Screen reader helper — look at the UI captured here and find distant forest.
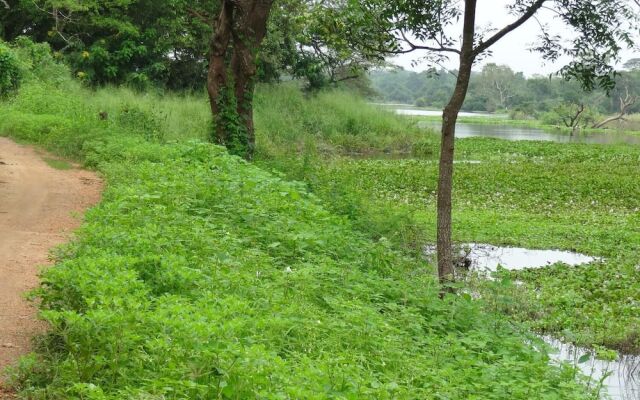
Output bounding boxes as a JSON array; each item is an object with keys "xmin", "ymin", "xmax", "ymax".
[{"xmin": 369, "ymin": 63, "xmax": 640, "ymax": 122}]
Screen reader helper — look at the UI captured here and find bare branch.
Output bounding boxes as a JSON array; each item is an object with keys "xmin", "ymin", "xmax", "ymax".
[
  {"xmin": 593, "ymin": 86, "xmax": 637, "ymax": 128},
  {"xmin": 473, "ymin": 0, "xmax": 547, "ymax": 57},
  {"xmin": 398, "ymin": 30, "xmax": 461, "ymax": 54},
  {"xmin": 1, "ymin": 0, "xmax": 9, "ymax": 9}
]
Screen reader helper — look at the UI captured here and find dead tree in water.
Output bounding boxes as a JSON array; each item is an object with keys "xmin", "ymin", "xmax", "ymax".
[
  {"xmin": 561, "ymin": 103, "xmax": 585, "ymax": 135},
  {"xmin": 593, "ymin": 87, "xmax": 637, "ymax": 129}
]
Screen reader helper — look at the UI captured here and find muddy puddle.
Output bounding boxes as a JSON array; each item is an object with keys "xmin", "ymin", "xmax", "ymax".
[
  {"xmin": 542, "ymin": 336, "xmax": 640, "ymax": 399},
  {"xmin": 424, "ymin": 243, "xmax": 597, "ymax": 272}
]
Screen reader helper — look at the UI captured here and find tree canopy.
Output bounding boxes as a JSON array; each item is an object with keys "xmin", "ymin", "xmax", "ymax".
[{"xmin": 0, "ymin": 0, "xmax": 384, "ymax": 89}]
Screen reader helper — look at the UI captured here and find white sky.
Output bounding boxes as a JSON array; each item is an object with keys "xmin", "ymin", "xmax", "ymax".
[{"xmin": 392, "ymin": 0, "xmax": 639, "ymax": 76}]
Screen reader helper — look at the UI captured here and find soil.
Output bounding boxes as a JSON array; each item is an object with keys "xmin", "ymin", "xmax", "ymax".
[{"xmin": 0, "ymin": 138, "xmax": 102, "ymax": 397}]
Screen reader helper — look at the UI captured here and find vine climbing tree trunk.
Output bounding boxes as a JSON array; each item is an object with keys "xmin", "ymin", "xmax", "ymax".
[{"xmin": 207, "ymin": 0, "xmax": 274, "ymax": 160}]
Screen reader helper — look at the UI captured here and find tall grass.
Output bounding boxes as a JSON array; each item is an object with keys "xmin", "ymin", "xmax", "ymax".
[{"xmin": 254, "ymin": 84, "xmax": 436, "ymax": 159}]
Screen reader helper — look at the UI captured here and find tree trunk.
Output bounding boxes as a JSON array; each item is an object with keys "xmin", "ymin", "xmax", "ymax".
[
  {"xmin": 207, "ymin": 0, "xmax": 233, "ymax": 145},
  {"xmin": 231, "ymin": 43, "xmax": 257, "ymax": 159},
  {"xmin": 207, "ymin": 0, "xmax": 273, "ymax": 160},
  {"xmin": 437, "ymin": 0, "xmax": 477, "ymax": 288}
]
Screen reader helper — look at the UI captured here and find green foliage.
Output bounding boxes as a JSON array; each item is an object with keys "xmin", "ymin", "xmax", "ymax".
[
  {"xmin": 5, "ymin": 134, "xmax": 589, "ymax": 399},
  {"xmin": 116, "ymin": 103, "xmax": 165, "ymax": 142},
  {"xmin": 254, "ymin": 84, "xmax": 426, "ymax": 159},
  {"xmin": 0, "ymin": 51, "xmax": 595, "ymax": 399},
  {"xmin": 281, "ymin": 136, "xmax": 640, "ymax": 352},
  {"xmin": 0, "ymin": 0, "xmax": 218, "ymax": 88},
  {"xmin": 10, "ymin": 36, "xmax": 70, "ymax": 84},
  {"xmin": 1, "ymin": 0, "xmax": 381, "ymax": 90},
  {"xmin": 212, "ymin": 81, "xmax": 251, "ymax": 158},
  {"xmin": 346, "ymin": 0, "xmax": 636, "ymax": 95},
  {"xmin": 0, "ymin": 40, "xmax": 22, "ymax": 97},
  {"xmin": 538, "ymin": 103, "xmax": 600, "ymax": 129}
]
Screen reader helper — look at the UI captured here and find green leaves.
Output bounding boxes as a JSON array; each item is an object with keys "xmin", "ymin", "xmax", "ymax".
[
  {"xmin": 0, "ymin": 59, "xmax": 601, "ymax": 397},
  {"xmin": 0, "ymin": 40, "xmax": 22, "ymax": 97}
]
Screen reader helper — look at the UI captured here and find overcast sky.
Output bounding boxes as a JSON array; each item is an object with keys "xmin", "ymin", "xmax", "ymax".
[{"xmin": 392, "ymin": 0, "xmax": 639, "ymax": 76}]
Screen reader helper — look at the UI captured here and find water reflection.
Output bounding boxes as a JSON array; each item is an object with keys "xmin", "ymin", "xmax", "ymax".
[
  {"xmin": 423, "ymin": 243, "xmax": 597, "ymax": 272},
  {"xmin": 542, "ymin": 336, "xmax": 640, "ymax": 400},
  {"xmin": 395, "ymin": 108, "xmax": 502, "ymax": 118},
  {"xmin": 423, "ymin": 243, "xmax": 638, "ymax": 398}
]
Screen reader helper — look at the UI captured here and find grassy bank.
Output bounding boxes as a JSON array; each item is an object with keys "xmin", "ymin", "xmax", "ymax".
[
  {"xmin": 5, "ymin": 71, "xmax": 637, "ymax": 355},
  {"xmin": 214, "ymin": 89, "xmax": 640, "ymax": 354},
  {"xmin": 0, "ymin": 46, "xmax": 595, "ymax": 398},
  {"xmin": 302, "ymin": 140, "xmax": 640, "ymax": 352},
  {"xmin": 259, "ymin": 123, "xmax": 640, "ymax": 353}
]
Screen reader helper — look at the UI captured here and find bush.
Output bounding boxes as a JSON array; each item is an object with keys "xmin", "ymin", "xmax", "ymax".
[
  {"xmin": 414, "ymin": 97, "xmax": 428, "ymax": 107},
  {"xmin": 10, "ymin": 37, "xmax": 71, "ymax": 87},
  {"xmin": 0, "ymin": 41, "xmax": 22, "ymax": 97}
]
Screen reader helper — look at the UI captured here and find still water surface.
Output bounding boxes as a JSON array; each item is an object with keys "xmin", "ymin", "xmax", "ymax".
[
  {"xmin": 419, "ymin": 121, "xmax": 640, "ymax": 145},
  {"xmin": 423, "ymin": 243, "xmax": 638, "ymax": 398},
  {"xmin": 543, "ymin": 336, "xmax": 640, "ymax": 400},
  {"xmin": 380, "ymin": 105, "xmax": 640, "ymax": 144}
]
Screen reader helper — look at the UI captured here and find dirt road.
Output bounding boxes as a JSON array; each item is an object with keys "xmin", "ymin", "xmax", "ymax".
[{"xmin": 0, "ymin": 137, "xmax": 101, "ymax": 396}]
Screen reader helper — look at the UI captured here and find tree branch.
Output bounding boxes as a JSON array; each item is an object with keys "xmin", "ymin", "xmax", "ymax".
[
  {"xmin": 398, "ymin": 30, "xmax": 461, "ymax": 54},
  {"xmin": 1, "ymin": 0, "xmax": 9, "ymax": 9},
  {"xmin": 472, "ymin": 0, "xmax": 547, "ymax": 57},
  {"xmin": 187, "ymin": 8, "xmax": 213, "ymax": 25}
]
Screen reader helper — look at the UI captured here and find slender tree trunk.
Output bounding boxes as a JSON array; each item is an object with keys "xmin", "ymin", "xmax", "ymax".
[
  {"xmin": 207, "ymin": 0, "xmax": 273, "ymax": 160},
  {"xmin": 437, "ymin": 0, "xmax": 477, "ymax": 287}
]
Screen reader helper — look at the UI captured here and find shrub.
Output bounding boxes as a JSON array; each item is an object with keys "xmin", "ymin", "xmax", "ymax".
[
  {"xmin": 10, "ymin": 37, "xmax": 71, "ymax": 87},
  {"xmin": 0, "ymin": 41, "xmax": 22, "ymax": 97}
]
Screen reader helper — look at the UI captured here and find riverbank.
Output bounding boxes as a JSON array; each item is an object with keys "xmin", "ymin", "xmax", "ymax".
[
  {"xmin": 372, "ymin": 103, "xmax": 640, "ymax": 138},
  {"xmin": 265, "ymin": 135, "xmax": 640, "ymax": 353},
  {"xmin": 252, "ymin": 91, "xmax": 640, "ymax": 357},
  {"xmin": 0, "ymin": 52, "xmax": 597, "ymax": 398}
]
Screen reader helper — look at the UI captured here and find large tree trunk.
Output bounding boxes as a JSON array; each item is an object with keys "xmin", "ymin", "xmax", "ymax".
[
  {"xmin": 207, "ymin": 0, "xmax": 233, "ymax": 145},
  {"xmin": 437, "ymin": 0, "xmax": 477, "ymax": 287},
  {"xmin": 207, "ymin": 0, "xmax": 273, "ymax": 160},
  {"xmin": 231, "ymin": 43, "xmax": 257, "ymax": 158}
]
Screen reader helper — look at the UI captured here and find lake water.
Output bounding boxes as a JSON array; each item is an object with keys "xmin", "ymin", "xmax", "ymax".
[
  {"xmin": 419, "ymin": 121, "xmax": 640, "ymax": 145},
  {"xmin": 396, "ymin": 108, "xmax": 503, "ymax": 118},
  {"xmin": 423, "ymin": 243, "xmax": 597, "ymax": 272},
  {"xmin": 379, "ymin": 104, "xmax": 640, "ymax": 144}
]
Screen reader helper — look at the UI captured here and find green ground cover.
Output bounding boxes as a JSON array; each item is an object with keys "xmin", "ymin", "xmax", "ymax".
[
  {"xmin": 5, "ymin": 69, "xmax": 636, "ymax": 356},
  {"xmin": 0, "ymin": 43, "xmax": 597, "ymax": 399},
  {"xmin": 267, "ymin": 134, "xmax": 640, "ymax": 353}
]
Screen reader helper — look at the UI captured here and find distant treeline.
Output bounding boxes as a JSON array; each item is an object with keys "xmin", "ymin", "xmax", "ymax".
[{"xmin": 369, "ymin": 64, "xmax": 640, "ymax": 119}]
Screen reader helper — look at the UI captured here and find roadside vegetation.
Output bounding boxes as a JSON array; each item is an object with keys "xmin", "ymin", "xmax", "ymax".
[{"xmin": 0, "ymin": 38, "xmax": 604, "ymax": 399}]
